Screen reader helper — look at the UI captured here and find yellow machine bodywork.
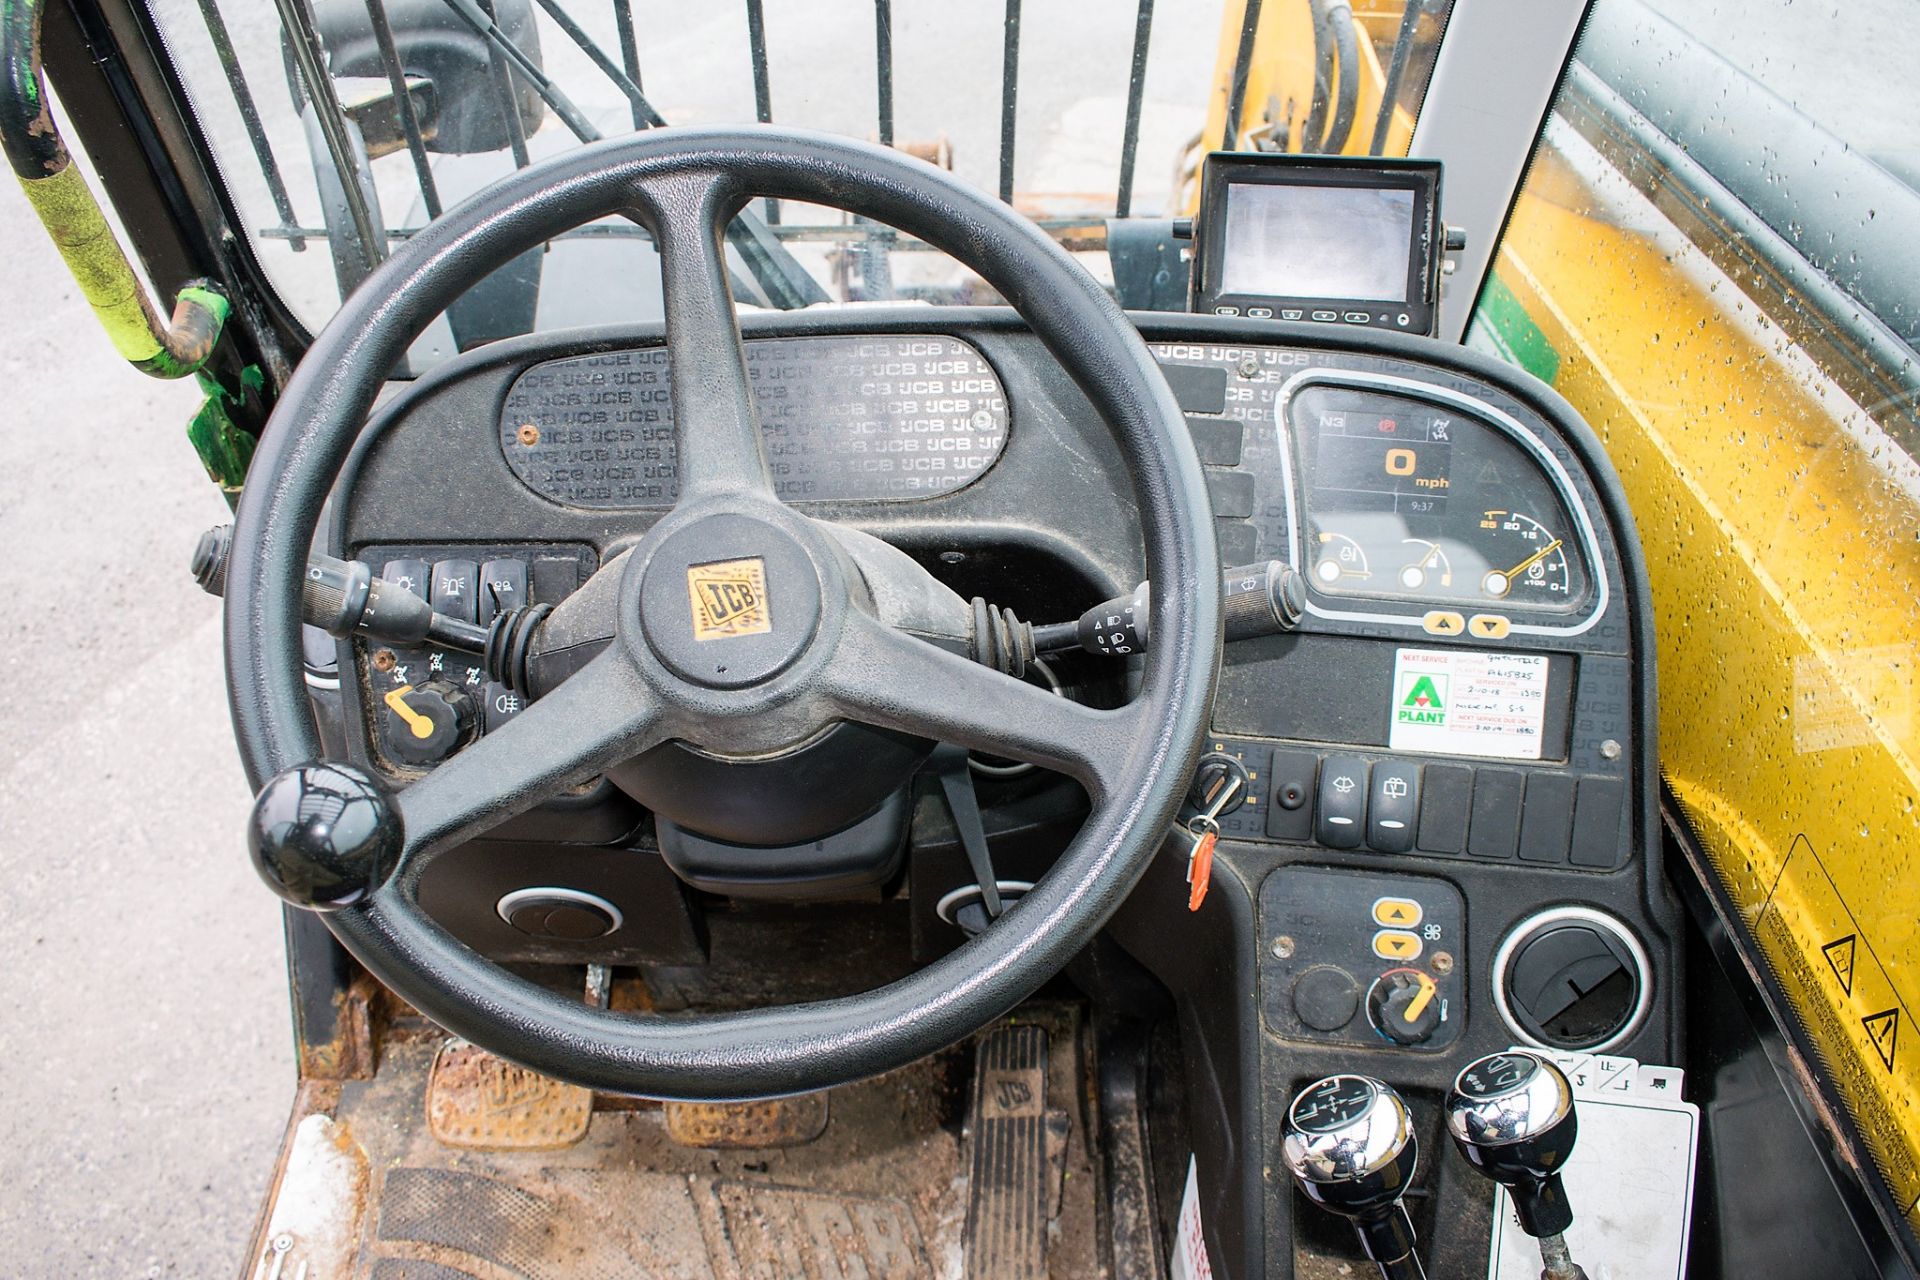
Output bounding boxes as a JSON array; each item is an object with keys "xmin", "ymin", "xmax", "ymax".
[
  {"xmin": 1185, "ymin": 0, "xmax": 1425, "ymax": 211},
  {"xmin": 1484, "ymin": 138, "xmax": 1920, "ymax": 1225}
]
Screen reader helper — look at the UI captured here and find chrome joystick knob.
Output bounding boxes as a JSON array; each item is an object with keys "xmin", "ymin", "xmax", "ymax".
[
  {"xmin": 1282, "ymin": 1075, "xmax": 1427, "ymax": 1280},
  {"xmin": 1445, "ymin": 1051, "xmax": 1588, "ymax": 1280}
]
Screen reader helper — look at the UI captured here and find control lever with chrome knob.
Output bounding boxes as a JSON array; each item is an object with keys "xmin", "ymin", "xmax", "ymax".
[
  {"xmin": 1281, "ymin": 1074, "xmax": 1428, "ymax": 1280},
  {"xmin": 1445, "ymin": 1051, "xmax": 1589, "ymax": 1280}
]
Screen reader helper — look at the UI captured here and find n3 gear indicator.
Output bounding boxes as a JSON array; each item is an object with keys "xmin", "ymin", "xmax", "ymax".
[{"xmin": 1290, "ymin": 1075, "xmax": 1381, "ymax": 1134}]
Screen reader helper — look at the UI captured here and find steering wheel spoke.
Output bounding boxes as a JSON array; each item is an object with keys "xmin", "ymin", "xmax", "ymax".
[
  {"xmin": 630, "ymin": 170, "xmax": 776, "ymax": 504},
  {"xmin": 389, "ymin": 650, "xmax": 667, "ymax": 883},
  {"xmin": 827, "ymin": 608, "xmax": 1138, "ymax": 802}
]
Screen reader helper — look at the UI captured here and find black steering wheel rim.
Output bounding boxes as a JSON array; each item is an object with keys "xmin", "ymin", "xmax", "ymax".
[{"xmin": 227, "ymin": 126, "xmax": 1221, "ymax": 1098}]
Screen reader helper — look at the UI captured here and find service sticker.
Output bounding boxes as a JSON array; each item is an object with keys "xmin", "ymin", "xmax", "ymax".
[{"xmin": 1387, "ymin": 648, "xmax": 1548, "ymax": 760}]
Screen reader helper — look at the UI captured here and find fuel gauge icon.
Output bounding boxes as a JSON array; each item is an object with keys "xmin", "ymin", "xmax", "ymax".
[{"xmin": 1398, "ymin": 540, "xmax": 1453, "ymax": 592}]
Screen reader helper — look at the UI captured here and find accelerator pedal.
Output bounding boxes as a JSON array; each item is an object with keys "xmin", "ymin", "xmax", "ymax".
[
  {"xmin": 964, "ymin": 1023, "xmax": 1069, "ymax": 1280},
  {"xmin": 425, "ymin": 1041, "xmax": 590, "ymax": 1151}
]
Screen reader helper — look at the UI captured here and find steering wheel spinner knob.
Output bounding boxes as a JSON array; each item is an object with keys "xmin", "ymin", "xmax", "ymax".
[{"xmin": 248, "ymin": 762, "xmax": 403, "ymax": 911}]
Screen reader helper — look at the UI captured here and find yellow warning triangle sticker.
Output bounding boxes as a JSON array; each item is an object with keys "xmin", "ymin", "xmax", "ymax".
[
  {"xmin": 1822, "ymin": 934, "xmax": 1857, "ymax": 996},
  {"xmin": 1863, "ymin": 1008, "xmax": 1899, "ymax": 1072}
]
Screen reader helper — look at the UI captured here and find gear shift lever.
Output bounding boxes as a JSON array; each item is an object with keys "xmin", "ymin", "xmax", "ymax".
[
  {"xmin": 1445, "ymin": 1051, "xmax": 1589, "ymax": 1280},
  {"xmin": 1281, "ymin": 1074, "xmax": 1427, "ymax": 1280}
]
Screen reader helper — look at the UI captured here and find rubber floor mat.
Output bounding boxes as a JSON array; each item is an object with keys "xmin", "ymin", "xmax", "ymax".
[{"xmin": 243, "ymin": 1005, "xmax": 1103, "ymax": 1280}]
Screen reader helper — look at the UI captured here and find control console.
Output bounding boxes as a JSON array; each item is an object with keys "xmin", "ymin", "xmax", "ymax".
[{"xmin": 349, "ymin": 543, "xmax": 595, "ymax": 773}]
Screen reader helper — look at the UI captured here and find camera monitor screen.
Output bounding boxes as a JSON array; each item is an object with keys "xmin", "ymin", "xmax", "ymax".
[
  {"xmin": 1218, "ymin": 183, "xmax": 1416, "ymax": 303},
  {"xmin": 1190, "ymin": 155, "xmax": 1442, "ymax": 335}
]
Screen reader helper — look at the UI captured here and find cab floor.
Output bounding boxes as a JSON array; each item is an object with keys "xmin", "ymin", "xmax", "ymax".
[{"xmin": 242, "ymin": 1003, "xmax": 1103, "ymax": 1280}]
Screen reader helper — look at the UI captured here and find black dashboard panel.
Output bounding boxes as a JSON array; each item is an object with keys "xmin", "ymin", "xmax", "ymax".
[
  {"xmin": 328, "ymin": 310, "xmax": 1677, "ymax": 1280},
  {"xmin": 499, "ymin": 334, "xmax": 1009, "ymax": 508}
]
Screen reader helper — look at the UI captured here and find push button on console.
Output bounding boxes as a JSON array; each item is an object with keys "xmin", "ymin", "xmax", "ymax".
[
  {"xmin": 1372, "ymin": 929, "xmax": 1423, "ymax": 961},
  {"xmin": 1316, "ymin": 755, "xmax": 1370, "ymax": 849},
  {"xmin": 1266, "ymin": 750, "xmax": 1318, "ymax": 843},
  {"xmin": 1372, "ymin": 897, "xmax": 1424, "ymax": 929}
]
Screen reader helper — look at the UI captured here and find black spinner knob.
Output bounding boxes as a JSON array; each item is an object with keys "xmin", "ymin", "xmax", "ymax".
[{"xmin": 248, "ymin": 762, "xmax": 402, "ymax": 911}]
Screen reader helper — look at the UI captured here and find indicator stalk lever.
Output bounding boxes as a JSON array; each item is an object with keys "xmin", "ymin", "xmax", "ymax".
[{"xmin": 1003, "ymin": 560, "xmax": 1306, "ymax": 665}]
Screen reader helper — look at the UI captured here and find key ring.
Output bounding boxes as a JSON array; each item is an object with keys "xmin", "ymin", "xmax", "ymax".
[{"xmin": 1185, "ymin": 813, "xmax": 1221, "ymax": 842}]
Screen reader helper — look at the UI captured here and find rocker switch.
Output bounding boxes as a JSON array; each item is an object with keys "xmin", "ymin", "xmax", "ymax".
[
  {"xmin": 478, "ymin": 558, "xmax": 528, "ymax": 624},
  {"xmin": 1367, "ymin": 761, "xmax": 1420, "ymax": 853},
  {"xmin": 382, "ymin": 559, "xmax": 430, "ymax": 601},
  {"xmin": 1316, "ymin": 755, "xmax": 1370, "ymax": 849},
  {"xmin": 431, "ymin": 559, "xmax": 479, "ymax": 625}
]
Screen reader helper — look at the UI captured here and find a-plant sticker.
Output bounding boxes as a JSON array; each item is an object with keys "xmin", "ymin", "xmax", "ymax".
[
  {"xmin": 1397, "ymin": 673, "xmax": 1450, "ymax": 728},
  {"xmin": 1388, "ymin": 648, "xmax": 1549, "ymax": 760}
]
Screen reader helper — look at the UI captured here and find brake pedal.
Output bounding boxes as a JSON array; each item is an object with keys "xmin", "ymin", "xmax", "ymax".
[
  {"xmin": 964, "ymin": 1023, "xmax": 1068, "ymax": 1280},
  {"xmin": 425, "ymin": 1041, "xmax": 591, "ymax": 1151}
]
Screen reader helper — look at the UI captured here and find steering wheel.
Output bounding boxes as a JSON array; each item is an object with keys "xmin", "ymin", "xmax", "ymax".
[{"xmin": 228, "ymin": 127, "xmax": 1221, "ymax": 1098}]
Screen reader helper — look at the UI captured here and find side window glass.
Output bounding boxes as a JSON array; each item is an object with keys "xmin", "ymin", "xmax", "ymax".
[{"xmin": 1469, "ymin": 0, "xmax": 1920, "ymax": 1245}]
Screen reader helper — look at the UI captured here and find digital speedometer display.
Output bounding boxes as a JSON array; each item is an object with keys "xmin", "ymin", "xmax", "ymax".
[{"xmin": 1291, "ymin": 381, "xmax": 1592, "ymax": 614}]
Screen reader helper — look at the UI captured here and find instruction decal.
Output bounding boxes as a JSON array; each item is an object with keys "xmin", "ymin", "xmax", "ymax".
[
  {"xmin": 1866, "ymin": 1009, "xmax": 1901, "ymax": 1072},
  {"xmin": 1387, "ymin": 648, "xmax": 1548, "ymax": 760},
  {"xmin": 1824, "ymin": 934, "xmax": 1857, "ymax": 997}
]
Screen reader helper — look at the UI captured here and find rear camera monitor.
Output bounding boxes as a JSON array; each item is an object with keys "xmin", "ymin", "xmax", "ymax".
[{"xmin": 1191, "ymin": 154, "xmax": 1442, "ymax": 336}]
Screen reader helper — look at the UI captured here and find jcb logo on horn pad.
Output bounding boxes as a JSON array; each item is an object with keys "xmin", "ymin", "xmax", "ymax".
[{"xmin": 688, "ymin": 557, "xmax": 772, "ymax": 640}]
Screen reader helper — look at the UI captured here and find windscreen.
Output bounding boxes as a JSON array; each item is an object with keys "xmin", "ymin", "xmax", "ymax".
[
  {"xmin": 142, "ymin": 0, "xmax": 1455, "ymax": 366},
  {"xmin": 1218, "ymin": 183, "xmax": 1415, "ymax": 302}
]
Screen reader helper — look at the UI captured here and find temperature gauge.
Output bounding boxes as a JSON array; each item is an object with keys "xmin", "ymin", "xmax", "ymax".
[{"xmin": 1313, "ymin": 532, "xmax": 1372, "ymax": 587}]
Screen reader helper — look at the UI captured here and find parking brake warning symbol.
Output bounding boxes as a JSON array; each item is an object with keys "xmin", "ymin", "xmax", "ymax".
[
  {"xmin": 1863, "ymin": 1008, "xmax": 1899, "ymax": 1072},
  {"xmin": 1823, "ymin": 934, "xmax": 1857, "ymax": 996}
]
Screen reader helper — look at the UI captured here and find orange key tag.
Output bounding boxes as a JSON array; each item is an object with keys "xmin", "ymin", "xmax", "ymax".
[
  {"xmin": 1186, "ymin": 825, "xmax": 1218, "ymax": 911},
  {"xmin": 1182, "ymin": 770, "xmax": 1242, "ymax": 912}
]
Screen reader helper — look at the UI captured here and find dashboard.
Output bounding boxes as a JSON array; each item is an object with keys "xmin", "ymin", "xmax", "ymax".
[{"xmin": 320, "ymin": 308, "xmax": 1677, "ymax": 1278}]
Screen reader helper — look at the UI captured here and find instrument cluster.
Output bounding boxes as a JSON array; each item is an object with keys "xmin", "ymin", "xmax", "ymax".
[{"xmin": 1285, "ymin": 372, "xmax": 1599, "ymax": 633}]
